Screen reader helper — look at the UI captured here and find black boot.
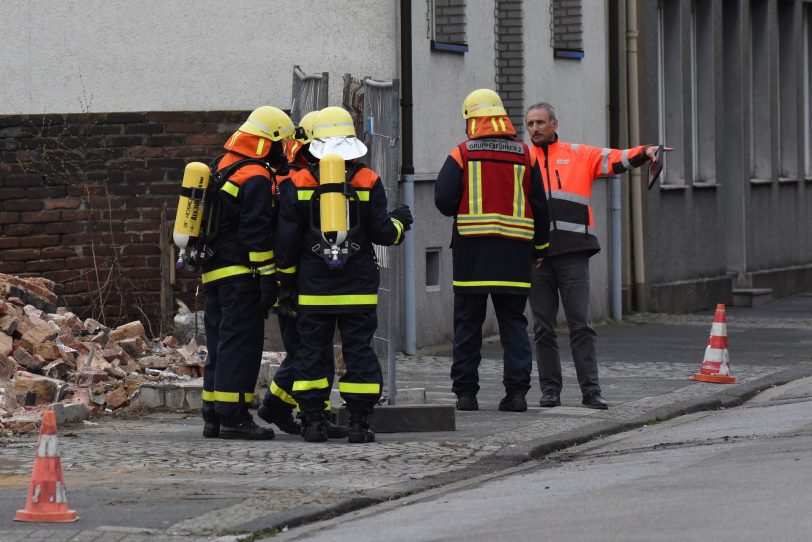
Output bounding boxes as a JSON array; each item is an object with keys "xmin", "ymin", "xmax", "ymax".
[
  {"xmin": 257, "ymin": 403, "xmax": 302, "ymax": 435},
  {"xmin": 348, "ymin": 411, "xmax": 375, "ymax": 443},
  {"xmin": 324, "ymin": 410, "xmax": 349, "ymax": 439},
  {"xmin": 498, "ymin": 393, "xmax": 527, "ymax": 412},
  {"xmin": 301, "ymin": 411, "xmax": 329, "ymax": 443},
  {"xmin": 203, "ymin": 414, "xmax": 219, "ymax": 438},
  {"xmin": 219, "ymin": 419, "xmax": 275, "ymax": 440}
]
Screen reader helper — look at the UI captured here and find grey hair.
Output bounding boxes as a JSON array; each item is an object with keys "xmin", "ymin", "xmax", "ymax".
[{"xmin": 527, "ymin": 102, "xmax": 557, "ymax": 121}]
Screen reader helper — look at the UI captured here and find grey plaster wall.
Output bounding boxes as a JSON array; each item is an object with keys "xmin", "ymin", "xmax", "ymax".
[
  {"xmin": 1, "ymin": 0, "xmax": 396, "ymax": 114},
  {"xmin": 636, "ymin": 0, "xmax": 812, "ymax": 312}
]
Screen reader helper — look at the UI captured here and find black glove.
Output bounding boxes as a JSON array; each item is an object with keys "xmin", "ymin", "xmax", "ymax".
[
  {"xmin": 260, "ymin": 276, "xmax": 278, "ymax": 317},
  {"xmin": 390, "ymin": 204, "xmax": 413, "ymax": 231},
  {"xmin": 276, "ymin": 280, "xmax": 298, "ymax": 319}
]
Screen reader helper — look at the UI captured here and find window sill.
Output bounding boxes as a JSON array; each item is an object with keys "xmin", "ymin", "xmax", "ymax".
[
  {"xmin": 750, "ymin": 178, "xmax": 774, "ymax": 185},
  {"xmin": 431, "ymin": 41, "xmax": 468, "ymax": 54},
  {"xmin": 778, "ymin": 177, "xmax": 801, "ymax": 184},
  {"xmin": 425, "ymin": 285, "xmax": 442, "ymax": 293},
  {"xmin": 554, "ymin": 49, "xmax": 584, "ymax": 60},
  {"xmin": 692, "ymin": 181, "xmax": 719, "ymax": 189},
  {"xmin": 658, "ymin": 183, "xmax": 688, "ymax": 191},
  {"xmin": 806, "ymin": 177, "xmax": 812, "ymax": 182}
]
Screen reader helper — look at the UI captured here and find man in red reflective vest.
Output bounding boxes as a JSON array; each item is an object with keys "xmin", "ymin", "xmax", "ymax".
[
  {"xmin": 435, "ymin": 89, "xmax": 550, "ymax": 412},
  {"xmin": 526, "ymin": 102, "xmax": 667, "ymax": 410}
]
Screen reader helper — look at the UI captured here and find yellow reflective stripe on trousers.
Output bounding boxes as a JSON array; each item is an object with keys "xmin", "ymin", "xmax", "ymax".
[
  {"xmin": 338, "ymin": 382, "xmax": 381, "ymax": 394},
  {"xmin": 453, "ymin": 280, "xmax": 531, "ymax": 288},
  {"xmin": 212, "ymin": 391, "xmax": 253, "ymax": 403},
  {"xmin": 249, "ymin": 250, "xmax": 274, "ymax": 263},
  {"xmin": 298, "ymin": 294, "xmax": 378, "ymax": 306},
  {"xmin": 201, "ymin": 265, "xmax": 253, "ymax": 284},
  {"xmin": 292, "ymin": 377, "xmax": 330, "ymax": 391},
  {"xmin": 513, "ymin": 164, "xmax": 526, "ymax": 217},
  {"xmin": 278, "ymin": 265, "xmax": 297, "ymax": 275},
  {"xmin": 201, "ymin": 390, "xmax": 215, "ymax": 401},
  {"xmin": 468, "ymin": 161, "xmax": 482, "ymax": 214},
  {"xmin": 535, "ymin": 242, "xmax": 550, "ymax": 250},
  {"xmin": 270, "ymin": 381, "xmax": 298, "ymax": 407}
]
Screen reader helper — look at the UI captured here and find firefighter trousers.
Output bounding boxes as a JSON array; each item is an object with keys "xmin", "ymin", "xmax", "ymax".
[
  {"xmin": 262, "ymin": 313, "xmax": 299, "ymax": 410},
  {"xmin": 202, "ymin": 278, "xmax": 264, "ymax": 427},
  {"xmin": 292, "ymin": 311, "xmax": 382, "ymax": 414},
  {"xmin": 451, "ymin": 292, "xmax": 532, "ymax": 397}
]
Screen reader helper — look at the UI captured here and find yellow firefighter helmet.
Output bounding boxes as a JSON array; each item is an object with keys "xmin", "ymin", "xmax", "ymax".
[
  {"xmin": 461, "ymin": 89, "xmax": 508, "ymax": 120},
  {"xmin": 312, "ymin": 107, "xmax": 357, "ymax": 139},
  {"xmin": 295, "ymin": 110, "xmax": 320, "ymax": 144},
  {"xmin": 239, "ymin": 106, "xmax": 295, "ymax": 141}
]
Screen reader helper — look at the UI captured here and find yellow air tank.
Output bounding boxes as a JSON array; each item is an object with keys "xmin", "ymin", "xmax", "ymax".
[
  {"xmin": 319, "ymin": 153, "xmax": 348, "ymax": 247},
  {"xmin": 173, "ymin": 162, "xmax": 211, "ymax": 249}
]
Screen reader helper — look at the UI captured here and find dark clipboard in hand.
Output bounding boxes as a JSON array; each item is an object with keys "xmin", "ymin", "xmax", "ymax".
[{"xmin": 647, "ymin": 145, "xmax": 664, "ymax": 190}]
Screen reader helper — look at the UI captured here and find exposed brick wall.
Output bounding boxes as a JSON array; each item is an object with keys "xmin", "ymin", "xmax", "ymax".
[
  {"xmin": 495, "ymin": 0, "xmax": 524, "ymax": 134},
  {"xmin": 0, "ymin": 110, "xmax": 249, "ymax": 329}
]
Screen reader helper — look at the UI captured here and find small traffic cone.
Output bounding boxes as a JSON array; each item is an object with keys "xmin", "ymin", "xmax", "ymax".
[
  {"xmin": 690, "ymin": 304, "xmax": 737, "ymax": 384},
  {"xmin": 14, "ymin": 410, "xmax": 78, "ymax": 522}
]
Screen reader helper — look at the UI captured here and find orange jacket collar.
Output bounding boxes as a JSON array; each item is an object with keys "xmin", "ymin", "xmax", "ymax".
[{"xmin": 466, "ymin": 116, "xmax": 517, "ymax": 139}]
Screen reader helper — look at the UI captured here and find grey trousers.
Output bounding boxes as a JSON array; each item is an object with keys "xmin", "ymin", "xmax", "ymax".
[{"xmin": 529, "ymin": 252, "xmax": 600, "ymax": 396}]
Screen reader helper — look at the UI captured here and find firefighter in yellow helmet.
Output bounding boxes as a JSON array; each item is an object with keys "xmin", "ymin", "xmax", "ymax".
[
  {"xmin": 275, "ymin": 106, "xmax": 413, "ymax": 443},
  {"xmin": 201, "ymin": 106, "xmax": 294, "ymax": 440},
  {"xmin": 257, "ymin": 109, "xmax": 350, "ymax": 439},
  {"xmin": 435, "ymin": 89, "xmax": 550, "ymax": 412}
]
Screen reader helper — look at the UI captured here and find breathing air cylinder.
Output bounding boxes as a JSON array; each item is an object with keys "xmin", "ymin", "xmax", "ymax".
[
  {"xmin": 319, "ymin": 154, "xmax": 348, "ymax": 267},
  {"xmin": 173, "ymin": 162, "xmax": 211, "ymax": 251}
]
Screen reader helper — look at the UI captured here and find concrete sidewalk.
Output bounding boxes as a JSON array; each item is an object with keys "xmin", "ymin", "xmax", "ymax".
[{"xmin": 1, "ymin": 295, "xmax": 811, "ymax": 542}]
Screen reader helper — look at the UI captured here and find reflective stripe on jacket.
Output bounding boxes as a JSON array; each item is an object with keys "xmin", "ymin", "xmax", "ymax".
[
  {"xmin": 275, "ymin": 163, "xmax": 404, "ymax": 313},
  {"xmin": 435, "ymin": 131, "xmax": 550, "ymax": 295},
  {"xmin": 530, "ymin": 138, "xmax": 647, "ymax": 257},
  {"xmin": 201, "ymin": 134, "xmax": 276, "ymax": 285}
]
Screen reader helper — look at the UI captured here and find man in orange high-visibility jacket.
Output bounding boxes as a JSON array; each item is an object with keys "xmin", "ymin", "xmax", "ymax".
[
  {"xmin": 526, "ymin": 102, "xmax": 667, "ymax": 410},
  {"xmin": 435, "ymin": 89, "xmax": 550, "ymax": 413}
]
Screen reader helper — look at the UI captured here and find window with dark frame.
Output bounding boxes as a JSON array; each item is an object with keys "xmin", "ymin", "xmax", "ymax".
[
  {"xmin": 430, "ymin": 0, "xmax": 467, "ymax": 53},
  {"xmin": 551, "ymin": 0, "xmax": 584, "ymax": 59}
]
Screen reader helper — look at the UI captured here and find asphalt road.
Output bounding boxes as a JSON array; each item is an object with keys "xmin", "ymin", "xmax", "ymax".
[{"xmin": 273, "ymin": 376, "xmax": 812, "ymax": 542}]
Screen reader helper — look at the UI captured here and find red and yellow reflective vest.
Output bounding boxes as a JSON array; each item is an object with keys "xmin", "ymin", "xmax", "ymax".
[
  {"xmin": 530, "ymin": 137, "xmax": 648, "ymax": 257},
  {"xmin": 435, "ymin": 122, "xmax": 549, "ymax": 294}
]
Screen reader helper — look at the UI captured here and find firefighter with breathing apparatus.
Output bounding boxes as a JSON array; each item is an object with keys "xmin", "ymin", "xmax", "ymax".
[
  {"xmin": 275, "ymin": 106, "xmax": 413, "ymax": 443},
  {"xmin": 173, "ymin": 105, "xmax": 294, "ymax": 440},
  {"xmin": 256, "ymin": 110, "xmax": 349, "ymax": 438}
]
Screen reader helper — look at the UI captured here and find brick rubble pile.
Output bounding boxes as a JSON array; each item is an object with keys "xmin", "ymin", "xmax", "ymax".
[{"xmin": 0, "ymin": 273, "xmax": 206, "ymax": 433}]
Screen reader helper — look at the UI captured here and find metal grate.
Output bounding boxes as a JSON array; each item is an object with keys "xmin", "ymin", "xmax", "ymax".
[{"xmin": 290, "ymin": 65, "xmax": 328, "ymax": 123}]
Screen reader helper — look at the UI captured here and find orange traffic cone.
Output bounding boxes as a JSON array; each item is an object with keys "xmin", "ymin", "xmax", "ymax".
[
  {"xmin": 690, "ymin": 304, "xmax": 737, "ymax": 384},
  {"xmin": 14, "ymin": 410, "xmax": 78, "ymax": 522}
]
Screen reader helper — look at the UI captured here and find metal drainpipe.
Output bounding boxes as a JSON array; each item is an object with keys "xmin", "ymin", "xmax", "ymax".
[
  {"xmin": 611, "ymin": 174, "xmax": 623, "ymax": 321},
  {"xmin": 400, "ymin": 0, "xmax": 417, "ymax": 356},
  {"xmin": 627, "ymin": 0, "xmax": 647, "ymax": 311}
]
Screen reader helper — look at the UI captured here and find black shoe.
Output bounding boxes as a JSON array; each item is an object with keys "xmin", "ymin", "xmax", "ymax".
[
  {"xmin": 301, "ymin": 411, "xmax": 329, "ymax": 443},
  {"xmin": 498, "ymin": 394, "xmax": 527, "ymax": 412},
  {"xmin": 219, "ymin": 419, "xmax": 275, "ymax": 440},
  {"xmin": 539, "ymin": 392, "xmax": 561, "ymax": 408},
  {"xmin": 582, "ymin": 391, "xmax": 608, "ymax": 410},
  {"xmin": 326, "ymin": 418, "xmax": 350, "ymax": 439},
  {"xmin": 203, "ymin": 420, "xmax": 220, "ymax": 438},
  {"xmin": 348, "ymin": 412, "xmax": 375, "ymax": 443},
  {"xmin": 456, "ymin": 394, "xmax": 479, "ymax": 411},
  {"xmin": 257, "ymin": 403, "xmax": 302, "ymax": 435}
]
